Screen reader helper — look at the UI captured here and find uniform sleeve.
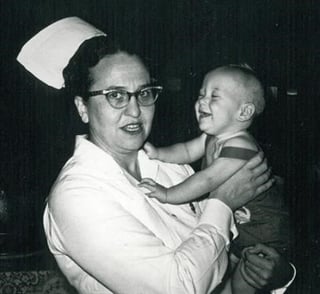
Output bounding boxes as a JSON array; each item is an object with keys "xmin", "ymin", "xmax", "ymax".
[{"xmin": 47, "ymin": 183, "xmax": 234, "ymax": 294}]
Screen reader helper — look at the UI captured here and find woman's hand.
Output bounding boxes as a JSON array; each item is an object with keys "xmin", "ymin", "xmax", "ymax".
[
  {"xmin": 208, "ymin": 152, "xmax": 273, "ymax": 211},
  {"xmin": 231, "ymin": 258, "xmax": 256, "ymax": 294},
  {"xmin": 240, "ymin": 244, "xmax": 294, "ymax": 291}
]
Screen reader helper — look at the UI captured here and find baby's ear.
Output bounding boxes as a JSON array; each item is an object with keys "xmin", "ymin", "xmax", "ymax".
[{"xmin": 237, "ymin": 103, "xmax": 256, "ymax": 122}]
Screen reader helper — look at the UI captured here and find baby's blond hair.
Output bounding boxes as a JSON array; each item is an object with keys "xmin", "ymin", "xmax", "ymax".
[{"xmin": 217, "ymin": 64, "xmax": 265, "ymax": 115}]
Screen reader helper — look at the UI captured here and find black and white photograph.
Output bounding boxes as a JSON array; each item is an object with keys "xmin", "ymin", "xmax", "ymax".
[{"xmin": 0, "ymin": 1, "xmax": 319, "ymax": 293}]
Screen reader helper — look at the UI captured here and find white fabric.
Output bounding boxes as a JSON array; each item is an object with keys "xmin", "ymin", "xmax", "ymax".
[
  {"xmin": 43, "ymin": 135, "xmax": 236, "ymax": 294},
  {"xmin": 213, "ymin": 130, "xmax": 251, "ymax": 159},
  {"xmin": 17, "ymin": 17, "xmax": 106, "ymax": 89}
]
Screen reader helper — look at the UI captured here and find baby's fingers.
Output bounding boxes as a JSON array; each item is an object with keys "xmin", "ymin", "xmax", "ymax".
[
  {"xmin": 139, "ymin": 182, "xmax": 155, "ymax": 191},
  {"xmin": 139, "ymin": 178, "xmax": 156, "ymax": 186},
  {"xmin": 143, "ymin": 142, "xmax": 153, "ymax": 150}
]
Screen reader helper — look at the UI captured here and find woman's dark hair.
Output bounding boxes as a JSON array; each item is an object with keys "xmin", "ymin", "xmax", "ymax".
[
  {"xmin": 63, "ymin": 36, "xmax": 120, "ymax": 99},
  {"xmin": 63, "ymin": 36, "xmax": 156, "ymax": 101},
  {"xmin": 63, "ymin": 35, "xmax": 156, "ymax": 100}
]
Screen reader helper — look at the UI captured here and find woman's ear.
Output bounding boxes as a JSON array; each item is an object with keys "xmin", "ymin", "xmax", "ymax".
[
  {"xmin": 237, "ymin": 102, "xmax": 256, "ymax": 122},
  {"xmin": 74, "ymin": 96, "xmax": 89, "ymax": 123}
]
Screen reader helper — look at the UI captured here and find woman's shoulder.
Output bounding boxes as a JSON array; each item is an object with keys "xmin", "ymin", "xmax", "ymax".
[
  {"xmin": 47, "ymin": 156, "xmax": 117, "ymax": 208},
  {"xmin": 47, "ymin": 166, "xmax": 129, "ymax": 225}
]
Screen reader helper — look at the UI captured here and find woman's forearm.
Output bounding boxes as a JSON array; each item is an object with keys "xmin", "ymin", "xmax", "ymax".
[{"xmin": 47, "ymin": 194, "xmax": 235, "ymax": 294}]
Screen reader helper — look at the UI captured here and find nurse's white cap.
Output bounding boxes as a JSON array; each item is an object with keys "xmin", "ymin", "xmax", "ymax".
[{"xmin": 17, "ymin": 16, "xmax": 106, "ymax": 89}]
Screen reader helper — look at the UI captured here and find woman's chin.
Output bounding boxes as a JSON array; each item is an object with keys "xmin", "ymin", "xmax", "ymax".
[{"xmin": 122, "ymin": 136, "xmax": 146, "ymax": 151}]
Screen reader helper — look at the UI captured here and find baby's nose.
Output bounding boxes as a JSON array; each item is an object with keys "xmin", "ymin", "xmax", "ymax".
[{"xmin": 199, "ymin": 96, "xmax": 210, "ymax": 104}]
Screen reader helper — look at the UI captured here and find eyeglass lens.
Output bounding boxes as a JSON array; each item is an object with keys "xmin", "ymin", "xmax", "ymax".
[{"xmin": 106, "ymin": 87, "xmax": 161, "ymax": 108}]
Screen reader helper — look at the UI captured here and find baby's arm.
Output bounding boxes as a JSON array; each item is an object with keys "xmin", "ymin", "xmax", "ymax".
[
  {"xmin": 141, "ymin": 135, "xmax": 259, "ymax": 204},
  {"xmin": 144, "ymin": 133, "xmax": 206, "ymax": 164}
]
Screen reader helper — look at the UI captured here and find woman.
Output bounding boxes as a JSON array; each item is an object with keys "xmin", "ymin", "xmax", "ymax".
[{"xmin": 17, "ymin": 17, "xmax": 293, "ymax": 294}]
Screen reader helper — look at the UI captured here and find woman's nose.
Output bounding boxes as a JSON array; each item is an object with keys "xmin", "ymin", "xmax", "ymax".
[{"xmin": 125, "ymin": 96, "xmax": 141, "ymax": 117}]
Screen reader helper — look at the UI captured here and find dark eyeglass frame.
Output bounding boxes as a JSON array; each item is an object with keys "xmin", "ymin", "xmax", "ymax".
[{"xmin": 87, "ymin": 86, "xmax": 163, "ymax": 109}]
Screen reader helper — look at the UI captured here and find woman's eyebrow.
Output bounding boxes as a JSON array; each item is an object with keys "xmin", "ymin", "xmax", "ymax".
[
  {"xmin": 96, "ymin": 82, "xmax": 155, "ymax": 92},
  {"xmin": 134, "ymin": 83, "xmax": 158, "ymax": 91},
  {"xmin": 91, "ymin": 86, "xmax": 126, "ymax": 92},
  {"xmin": 116, "ymin": 82, "xmax": 155, "ymax": 88},
  {"xmin": 107, "ymin": 86, "xmax": 126, "ymax": 90}
]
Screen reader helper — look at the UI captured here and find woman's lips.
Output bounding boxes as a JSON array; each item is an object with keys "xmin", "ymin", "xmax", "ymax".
[{"xmin": 121, "ymin": 123, "xmax": 143, "ymax": 133}]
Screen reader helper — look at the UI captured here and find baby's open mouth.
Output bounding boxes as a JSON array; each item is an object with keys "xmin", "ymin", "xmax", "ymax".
[{"xmin": 199, "ymin": 110, "xmax": 211, "ymax": 119}]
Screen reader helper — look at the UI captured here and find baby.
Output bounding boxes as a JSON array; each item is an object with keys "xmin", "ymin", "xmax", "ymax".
[{"xmin": 140, "ymin": 65, "xmax": 290, "ymax": 281}]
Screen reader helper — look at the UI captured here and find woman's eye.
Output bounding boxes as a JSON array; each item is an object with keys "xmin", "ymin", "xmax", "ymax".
[
  {"xmin": 140, "ymin": 89, "xmax": 152, "ymax": 97},
  {"xmin": 139, "ymin": 89, "xmax": 154, "ymax": 102},
  {"xmin": 108, "ymin": 91, "xmax": 123, "ymax": 99}
]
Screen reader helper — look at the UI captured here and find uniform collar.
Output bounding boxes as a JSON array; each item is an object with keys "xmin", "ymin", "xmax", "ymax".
[{"xmin": 73, "ymin": 135, "xmax": 160, "ymax": 180}]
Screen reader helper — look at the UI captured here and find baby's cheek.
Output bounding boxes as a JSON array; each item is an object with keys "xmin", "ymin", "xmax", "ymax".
[{"xmin": 194, "ymin": 101, "xmax": 200, "ymax": 117}]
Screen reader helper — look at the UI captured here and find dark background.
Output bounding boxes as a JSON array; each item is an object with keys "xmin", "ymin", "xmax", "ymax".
[{"xmin": 0, "ymin": 0, "xmax": 319, "ymax": 293}]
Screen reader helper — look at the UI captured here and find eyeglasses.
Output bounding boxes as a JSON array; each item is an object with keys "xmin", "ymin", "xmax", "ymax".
[{"xmin": 87, "ymin": 86, "xmax": 163, "ymax": 109}]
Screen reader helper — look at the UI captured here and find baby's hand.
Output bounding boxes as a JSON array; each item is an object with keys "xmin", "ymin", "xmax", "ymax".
[
  {"xmin": 143, "ymin": 142, "xmax": 159, "ymax": 159},
  {"xmin": 139, "ymin": 178, "xmax": 168, "ymax": 203}
]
